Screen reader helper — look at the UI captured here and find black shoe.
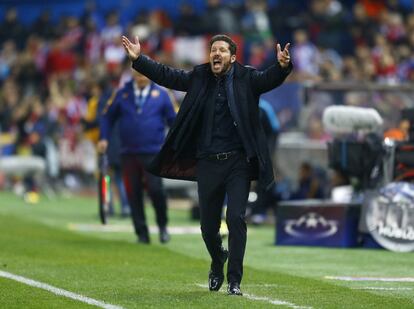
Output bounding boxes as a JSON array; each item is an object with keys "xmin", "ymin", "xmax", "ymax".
[
  {"xmin": 159, "ymin": 228, "xmax": 170, "ymax": 243},
  {"xmin": 137, "ymin": 234, "xmax": 150, "ymax": 244},
  {"xmin": 208, "ymin": 248, "xmax": 228, "ymax": 291},
  {"xmin": 227, "ymin": 282, "xmax": 242, "ymax": 296}
]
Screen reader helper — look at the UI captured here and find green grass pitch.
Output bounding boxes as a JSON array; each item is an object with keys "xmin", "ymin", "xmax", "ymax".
[{"xmin": 0, "ymin": 191, "xmax": 413, "ymax": 308}]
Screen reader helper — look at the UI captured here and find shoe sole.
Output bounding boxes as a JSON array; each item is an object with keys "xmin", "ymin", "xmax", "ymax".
[
  {"xmin": 208, "ymin": 250, "xmax": 228, "ymax": 291},
  {"xmin": 227, "ymin": 288, "xmax": 243, "ymax": 296}
]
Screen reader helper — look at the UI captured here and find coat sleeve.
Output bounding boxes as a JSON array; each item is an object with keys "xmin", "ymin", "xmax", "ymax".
[
  {"xmin": 132, "ymin": 55, "xmax": 192, "ymax": 92},
  {"xmin": 250, "ymin": 61, "xmax": 293, "ymax": 95},
  {"xmin": 162, "ymin": 91, "xmax": 177, "ymax": 127}
]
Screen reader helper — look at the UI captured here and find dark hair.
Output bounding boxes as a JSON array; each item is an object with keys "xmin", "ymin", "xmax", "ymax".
[{"xmin": 209, "ymin": 34, "xmax": 237, "ymax": 55}]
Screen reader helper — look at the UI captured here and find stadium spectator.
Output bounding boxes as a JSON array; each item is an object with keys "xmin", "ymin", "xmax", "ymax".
[
  {"xmin": 18, "ymin": 97, "xmax": 48, "ymax": 197},
  {"xmin": 32, "ymin": 10, "xmax": 55, "ymax": 40},
  {"xmin": 291, "ymin": 29, "xmax": 320, "ymax": 81},
  {"xmin": 0, "ymin": 41, "xmax": 17, "ymax": 82},
  {"xmin": 103, "ymin": 36, "xmax": 126, "ymax": 73},
  {"xmin": 98, "ymin": 70, "xmax": 176, "ymax": 244},
  {"xmin": 0, "ymin": 8, "xmax": 26, "ymax": 50},
  {"xmin": 121, "ymin": 33, "xmax": 291, "ymax": 295},
  {"xmin": 202, "ymin": 0, "xmax": 239, "ymax": 34},
  {"xmin": 174, "ymin": 3, "xmax": 203, "ymax": 36},
  {"xmin": 384, "ymin": 117, "xmax": 410, "ymax": 141},
  {"xmin": 101, "ymin": 12, "xmax": 123, "ymax": 48},
  {"xmin": 359, "ymin": 0, "xmax": 387, "ymax": 20},
  {"xmin": 0, "ymin": 79, "xmax": 20, "ymax": 134},
  {"xmin": 82, "ymin": 17, "xmax": 103, "ymax": 65},
  {"xmin": 291, "ymin": 161, "xmax": 325, "ymax": 200},
  {"xmin": 241, "ymin": 0, "xmax": 272, "ymax": 42},
  {"xmin": 350, "ymin": 2, "xmax": 378, "ymax": 47},
  {"xmin": 304, "ymin": 0, "xmax": 350, "ymax": 53}
]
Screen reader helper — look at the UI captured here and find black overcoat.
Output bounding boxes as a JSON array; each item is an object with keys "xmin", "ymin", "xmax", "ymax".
[{"xmin": 131, "ymin": 55, "xmax": 292, "ymax": 190}]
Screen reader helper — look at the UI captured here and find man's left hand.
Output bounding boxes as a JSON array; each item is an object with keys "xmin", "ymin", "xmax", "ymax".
[{"xmin": 277, "ymin": 43, "xmax": 291, "ymax": 68}]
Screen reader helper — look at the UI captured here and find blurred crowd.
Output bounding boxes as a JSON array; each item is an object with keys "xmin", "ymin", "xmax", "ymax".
[{"xmin": 1, "ymin": 0, "xmax": 414, "ymax": 195}]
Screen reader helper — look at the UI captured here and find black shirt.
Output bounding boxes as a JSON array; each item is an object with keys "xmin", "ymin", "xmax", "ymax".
[{"xmin": 197, "ymin": 66, "xmax": 243, "ymax": 157}]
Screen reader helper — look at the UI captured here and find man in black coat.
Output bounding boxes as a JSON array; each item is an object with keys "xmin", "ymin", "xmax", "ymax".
[{"xmin": 122, "ymin": 34, "xmax": 292, "ymax": 295}]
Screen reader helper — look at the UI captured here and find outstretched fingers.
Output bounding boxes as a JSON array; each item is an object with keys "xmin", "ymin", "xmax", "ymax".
[
  {"xmin": 276, "ymin": 42, "xmax": 291, "ymax": 67},
  {"xmin": 282, "ymin": 43, "xmax": 290, "ymax": 58},
  {"xmin": 122, "ymin": 36, "xmax": 131, "ymax": 49}
]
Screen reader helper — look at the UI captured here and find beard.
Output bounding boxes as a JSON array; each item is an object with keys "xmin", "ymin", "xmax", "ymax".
[{"xmin": 210, "ymin": 59, "xmax": 232, "ymax": 76}]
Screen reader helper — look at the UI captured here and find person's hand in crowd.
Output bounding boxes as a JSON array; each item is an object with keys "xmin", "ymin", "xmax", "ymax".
[
  {"xmin": 122, "ymin": 35, "xmax": 141, "ymax": 61},
  {"xmin": 97, "ymin": 139, "xmax": 108, "ymax": 154},
  {"xmin": 277, "ymin": 43, "xmax": 291, "ymax": 68}
]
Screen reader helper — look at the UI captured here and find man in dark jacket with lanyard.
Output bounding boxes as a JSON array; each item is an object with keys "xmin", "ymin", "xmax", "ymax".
[
  {"xmin": 122, "ymin": 34, "xmax": 292, "ymax": 295},
  {"xmin": 98, "ymin": 71, "xmax": 176, "ymax": 244}
]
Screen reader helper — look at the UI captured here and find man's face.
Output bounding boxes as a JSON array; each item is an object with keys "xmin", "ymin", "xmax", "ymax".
[
  {"xmin": 209, "ymin": 40, "xmax": 236, "ymax": 76},
  {"xmin": 133, "ymin": 72, "xmax": 150, "ymax": 89}
]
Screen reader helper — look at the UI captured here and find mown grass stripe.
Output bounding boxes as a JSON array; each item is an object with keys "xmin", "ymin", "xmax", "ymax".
[
  {"xmin": 0, "ymin": 271, "xmax": 124, "ymax": 309},
  {"xmin": 355, "ymin": 287, "xmax": 413, "ymax": 291}
]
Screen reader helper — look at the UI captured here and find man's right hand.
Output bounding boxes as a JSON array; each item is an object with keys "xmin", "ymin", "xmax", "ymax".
[
  {"xmin": 122, "ymin": 35, "xmax": 141, "ymax": 61},
  {"xmin": 276, "ymin": 43, "xmax": 291, "ymax": 68},
  {"xmin": 97, "ymin": 140, "xmax": 108, "ymax": 154}
]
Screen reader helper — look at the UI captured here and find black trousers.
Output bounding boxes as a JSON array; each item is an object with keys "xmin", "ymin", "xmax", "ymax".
[
  {"xmin": 197, "ymin": 153, "xmax": 251, "ymax": 284},
  {"xmin": 121, "ymin": 154, "xmax": 168, "ymax": 238}
]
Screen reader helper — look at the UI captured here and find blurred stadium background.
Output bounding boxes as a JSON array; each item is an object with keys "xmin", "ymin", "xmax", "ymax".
[
  {"xmin": 0, "ymin": 0, "xmax": 413, "ymax": 189},
  {"xmin": 2, "ymin": 0, "xmax": 414, "ymax": 195}
]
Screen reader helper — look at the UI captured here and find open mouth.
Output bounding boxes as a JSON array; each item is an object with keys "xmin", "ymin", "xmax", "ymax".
[{"xmin": 212, "ymin": 58, "xmax": 222, "ymax": 70}]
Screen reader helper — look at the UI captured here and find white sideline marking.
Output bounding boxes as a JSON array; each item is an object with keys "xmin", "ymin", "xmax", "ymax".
[
  {"xmin": 245, "ymin": 283, "xmax": 279, "ymax": 288},
  {"xmin": 354, "ymin": 287, "xmax": 413, "ymax": 291},
  {"xmin": 0, "ymin": 270, "xmax": 124, "ymax": 309},
  {"xmin": 68, "ymin": 223, "xmax": 200, "ymax": 234},
  {"xmin": 195, "ymin": 283, "xmax": 312, "ymax": 309},
  {"xmin": 325, "ymin": 276, "xmax": 414, "ymax": 282}
]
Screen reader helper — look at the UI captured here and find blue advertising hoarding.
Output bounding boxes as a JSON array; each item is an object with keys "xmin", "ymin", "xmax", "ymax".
[{"xmin": 276, "ymin": 200, "xmax": 361, "ymax": 247}]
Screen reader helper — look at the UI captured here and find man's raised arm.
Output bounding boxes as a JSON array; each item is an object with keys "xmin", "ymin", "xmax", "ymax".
[
  {"xmin": 122, "ymin": 35, "xmax": 191, "ymax": 92},
  {"xmin": 250, "ymin": 42, "xmax": 292, "ymax": 95}
]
